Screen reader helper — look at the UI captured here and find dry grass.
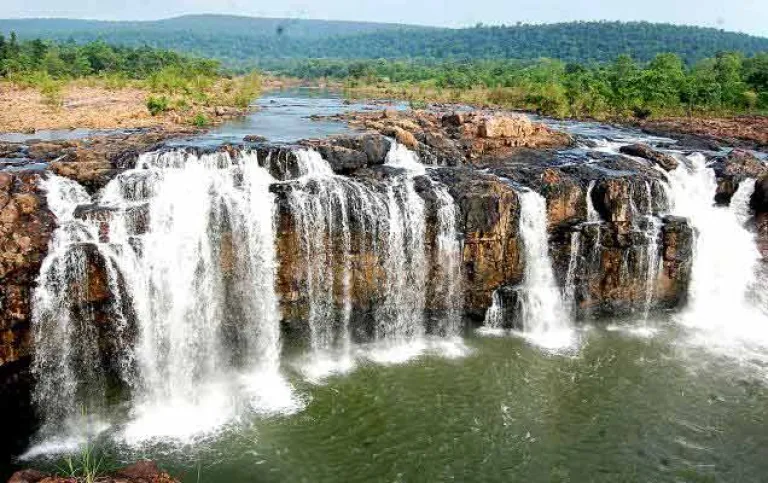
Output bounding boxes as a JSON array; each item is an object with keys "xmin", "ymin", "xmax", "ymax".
[{"xmin": 0, "ymin": 74, "xmax": 262, "ymax": 133}]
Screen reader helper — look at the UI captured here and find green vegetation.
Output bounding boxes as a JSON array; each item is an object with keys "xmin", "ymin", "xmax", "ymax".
[
  {"xmin": 0, "ymin": 34, "xmax": 261, "ymax": 124},
  {"xmin": 58, "ymin": 440, "xmax": 107, "ymax": 483},
  {"xmin": 274, "ymin": 54, "xmax": 768, "ymax": 119},
  {"xmin": 0, "ymin": 32, "xmax": 220, "ymax": 80},
  {"xmin": 2, "ymin": 16, "xmax": 767, "ymax": 66},
  {"xmin": 146, "ymin": 95, "xmax": 170, "ymax": 116}
]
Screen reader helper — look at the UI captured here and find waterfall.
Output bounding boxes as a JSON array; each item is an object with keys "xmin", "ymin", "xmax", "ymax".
[
  {"xmin": 640, "ymin": 181, "xmax": 663, "ymax": 321},
  {"xmin": 30, "ymin": 139, "xmax": 467, "ymax": 448},
  {"xmin": 666, "ymin": 153, "xmax": 767, "ymax": 358},
  {"xmin": 286, "ymin": 150, "xmax": 358, "ymax": 379},
  {"xmin": 283, "ymin": 144, "xmax": 463, "ymax": 369},
  {"xmin": 483, "ymin": 290, "xmax": 504, "ymax": 329},
  {"xmin": 32, "ymin": 150, "xmax": 299, "ymax": 445},
  {"xmin": 515, "ymin": 190, "xmax": 575, "ymax": 349},
  {"xmin": 563, "ymin": 231, "xmax": 582, "ymax": 313},
  {"xmin": 31, "ymin": 176, "xmax": 116, "ymax": 439},
  {"xmin": 432, "ymin": 183, "xmax": 463, "ymax": 337}
]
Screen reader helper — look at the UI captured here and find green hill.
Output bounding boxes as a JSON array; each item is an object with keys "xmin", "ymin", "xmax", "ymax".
[{"xmin": 0, "ymin": 15, "xmax": 766, "ymax": 66}]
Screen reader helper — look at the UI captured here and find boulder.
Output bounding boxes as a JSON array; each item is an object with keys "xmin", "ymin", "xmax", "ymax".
[
  {"xmin": 243, "ymin": 134, "xmax": 268, "ymax": 143},
  {"xmin": 383, "ymin": 126, "xmax": 419, "ymax": 150},
  {"xmin": 478, "ymin": 115, "xmax": 535, "ymax": 139},
  {"xmin": 712, "ymin": 149, "xmax": 768, "ymax": 205},
  {"xmin": 619, "ymin": 143, "xmax": 679, "ymax": 171}
]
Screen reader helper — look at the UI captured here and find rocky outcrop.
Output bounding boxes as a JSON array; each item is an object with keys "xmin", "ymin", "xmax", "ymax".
[
  {"xmin": 712, "ymin": 149, "xmax": 768, "ymax": 205},
  {"xmin": 0, "ymin": 173, "xmax": 55, "ymax": 369},
  {"xmin": 3, "ymin": 128, "xmax": 198, "ymax": 194},
  {"xmin": 316, "ymin": 109, "xmax": 573, "ymax": 165},
  {"xmin": 751, "ymin": 173, "xmax": 768, "ymax": 259},
  {"xmin": 8, "ymin": 460, "xmax": 178, "ymax": 483},
  {"xmin": 639, "ymin": 116, "xmax": 768, "ymax": 152},
  {"xmin": 0, "ymin": 171, "xmax": 55, "ymax": 466}
]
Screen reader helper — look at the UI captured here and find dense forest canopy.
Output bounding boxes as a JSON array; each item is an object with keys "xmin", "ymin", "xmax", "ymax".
[
  {"xmin": 0, "ymin": 33, "xmax": 220, "ymax": 79},
  {"xmin": 0, "ymin": 15, "xmax": 767, "ymax": 66}
]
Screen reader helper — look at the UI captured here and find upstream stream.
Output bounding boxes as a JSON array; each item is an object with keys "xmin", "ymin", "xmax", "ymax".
[{"xmin": 5, "ymin": 90, "xmax": 768, "ymax": 482}]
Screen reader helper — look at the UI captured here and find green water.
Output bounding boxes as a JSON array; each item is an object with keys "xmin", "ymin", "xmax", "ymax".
[{"xmin": 89, "ymin": 322, "xmax": 768, "ymax": 483}]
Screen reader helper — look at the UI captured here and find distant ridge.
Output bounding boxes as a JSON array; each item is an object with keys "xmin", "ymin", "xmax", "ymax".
[{"xmin": 0, "ymin": 15, "xmax": 766, "ymax": 66}]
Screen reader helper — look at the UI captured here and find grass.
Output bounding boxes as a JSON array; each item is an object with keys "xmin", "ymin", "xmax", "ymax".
[
  {"xmin": 58, "ymin": 439, "xmax": 107, "ymax": 483},
  {"xmin": 7, "ymin": 70, "xmax": 65, "ymax": 109}
]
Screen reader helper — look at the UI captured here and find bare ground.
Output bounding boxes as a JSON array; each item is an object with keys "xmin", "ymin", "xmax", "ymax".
[{"xmin": 0, "ymin": 82, "xmax": 248, "ymax": 133}]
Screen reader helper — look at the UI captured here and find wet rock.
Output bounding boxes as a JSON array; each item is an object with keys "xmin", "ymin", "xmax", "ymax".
[
  {"xmin": 751, "ymin": 174, "xmax": 768, "ymax": 259},
  {"xmin": 384, "ymin": 126, "xmax": 419, "ymax": 150},
  {"xmin": 299, "ymin": 134, "xmax": 392, "ymax": 174},
  {"xmin": 243, "ymin": 134, "xmax": 268, "ymax": 143},
  {"xmin": 7, "ymin": 469, "xmax": 47, "ymax": 483},
  {"xmin": 315, "ymin": 145, "xmax": 369, "ymax": 173},
  {"xmin": 49, "ymin": 128, "xmax": 197, "ymax": 193},
  {"xmin": 619, "ymin": 144, "xmax": 679, "ymax": 171},
  {"xmin": 8, "ymin": 461, "xmax": 178, "ymax": 483},
  {"xmin": 712, "ymin": 149, "xmax": 768, "ymax": 205}
]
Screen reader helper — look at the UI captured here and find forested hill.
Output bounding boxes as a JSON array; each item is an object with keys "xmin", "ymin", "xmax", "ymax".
[{"xmin": 1, "ymin": 15, "xmax": 767, "ymax": 66}]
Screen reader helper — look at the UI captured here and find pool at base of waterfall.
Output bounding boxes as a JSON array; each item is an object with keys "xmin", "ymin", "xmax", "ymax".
[{"xmin": 13, "ymin": 318, "xmax": 768, "ymax": 483}]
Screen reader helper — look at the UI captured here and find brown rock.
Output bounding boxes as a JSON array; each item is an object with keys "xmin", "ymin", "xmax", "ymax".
[
  {"xmin": 478, "ymin": 115, "xmax": 534, "ymax": 139},
  {"xmin": 8, "ymin": 469, "xmax": 47, "ymax": 483},
  {"xmin": 385, "ymin": 126, "xmax": 419, "ymax": 150},
  {"xmin": 13, "ymin": 194, "xmax": 39, "ymax": 215},
  {"xmin": 619, "ymin": 144, "xmax": 679, "ymax": 171},
  {"xmin": 441, "ymin": 112, "xmax": 465, "ymax": 127}
]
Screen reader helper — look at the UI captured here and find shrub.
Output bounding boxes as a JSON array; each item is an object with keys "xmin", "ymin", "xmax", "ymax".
[
  {"xmin": 192, "ymin": 113, "xmax": 209, "ymax": 127},
  {"xmin": 146, "ymin": 95, "xmax": 169, "ymax": 116}
]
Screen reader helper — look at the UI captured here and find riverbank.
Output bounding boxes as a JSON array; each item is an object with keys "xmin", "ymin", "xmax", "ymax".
[
  {"xmin": 341, "ymin": 84, "xmax": 768, "ymax": 152},
  {"xmin": 0, "ymin": 75, "xmax": 260, "ymax": 134}
]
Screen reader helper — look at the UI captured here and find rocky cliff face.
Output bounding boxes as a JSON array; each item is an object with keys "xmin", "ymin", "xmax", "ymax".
[{"xmin": 0, "ymin": 172, "xmax": 55, "ymax": 462}]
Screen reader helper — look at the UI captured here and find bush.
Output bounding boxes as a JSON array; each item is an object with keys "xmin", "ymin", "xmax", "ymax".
[
  {"xmin": 146, "ymin": 95, "xmax": 169, "ymax": 116},
  {"xmin": 191, "ymin": 113, "xmax": 209, "ymax": 127}
]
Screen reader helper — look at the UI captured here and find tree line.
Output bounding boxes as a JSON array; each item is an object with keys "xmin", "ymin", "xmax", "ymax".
[
  {"xmin": 270, "ymin": 53, "xmax": 768, "ymax": 118},
  {"xmin": 0, "ymin": 33, "xmax": 220, "ymax": 79},
  {"xmin": 3, "ymin": 19, "xmax": 767, "ymax": 66}
]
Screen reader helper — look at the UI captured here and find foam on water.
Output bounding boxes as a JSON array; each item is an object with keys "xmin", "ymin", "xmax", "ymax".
[{"xmin": 666, "ymin": 154, "xmax": 768, "ymax": 366}]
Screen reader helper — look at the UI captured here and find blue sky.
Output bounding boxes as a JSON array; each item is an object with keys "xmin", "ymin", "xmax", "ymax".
[{"xmin": 3, "ymin": 0, "xmax": 767, "ymax": 37}]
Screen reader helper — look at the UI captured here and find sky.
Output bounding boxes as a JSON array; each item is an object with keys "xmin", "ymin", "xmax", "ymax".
[{"xmin": 2, "ymin": 0, "xmax": 767, "ymax": 37}]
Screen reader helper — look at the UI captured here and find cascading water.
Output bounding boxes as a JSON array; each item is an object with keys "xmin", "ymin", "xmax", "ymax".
[
  {"xmin": 31, "ymin": 150, "xmax": 300, "ymax": 447},
  {"xmin": 562, "ymin": 231, "xmax": 582, "ymax": 313},
  {"xmin": 286, "ymin": 150, "xmax": 358, "ymax": 379},
  {"xmin": 515, "ymin": 190, "xmax": 575, "ymax": 349},
  {"xmin": 432, "ymin": 183, "xmax": 463, "ymax": 338},
  {"xmin": 638, "ymin": 181, "xmax": 664, "ymax": 321},
  {"xmin": 586, "ymin": 180, "xmax": 601, "ymax": 223},
  {"xmin": 666, "ymin": 153, "xmax": 768, "ymax": 360},
  {"xmin": 279, "ymin": 143, "xmax": 464, "ymax": 370},
  {"xmin": 31, "ymin": 176, "xmax": 118, "ymax": 444},
  {"xmin": 29, "ymin": 135, "xmax": 466, "ymax": 450}
]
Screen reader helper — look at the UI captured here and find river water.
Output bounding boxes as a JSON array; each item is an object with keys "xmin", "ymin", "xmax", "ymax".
[{"xmin": 8, "ymin": 90, "xmax": 768, "ymax": 482}]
